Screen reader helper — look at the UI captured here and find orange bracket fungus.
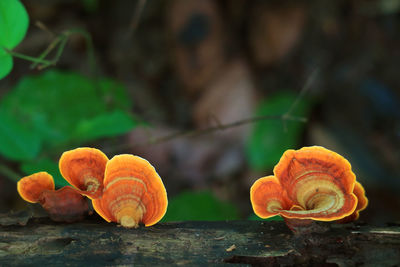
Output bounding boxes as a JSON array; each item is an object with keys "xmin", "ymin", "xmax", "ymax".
[
  {"xmin": 59, "ymin": 147, "xmax": 108, "ymax": 199},
  {"xmin": 17, "ymin": 172, "xmax": 89, "ymax": 222},
  {"xmin": 250, "ymin": 146, "xmax": 368, "ymax": 228},
  {"xmin": 92, "ymin": 154, "xmax": 168, "ymax": 228},
  {"xmin": 17, "ymin": 172, "xmax": 55, "ymax": 203},
  {"xmin": 337, "ymin": 181, "xmax": 368, "ymax": 223}
]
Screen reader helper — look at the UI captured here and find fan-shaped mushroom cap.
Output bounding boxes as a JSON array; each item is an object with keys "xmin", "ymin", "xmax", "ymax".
[
  {"xmin": 338, "ymin": 181, "xmax": 368, "ymax": 223},
  {"xmin": 272, "ymin": 146, "xmax": 358, "ymax": 221},
  {"xmin": 274, "ymin": 146, "xmax": 356, "ymax": 195},
  {"xmin": 250, "ymin": 175, "xmax": 292, "ymax": 218},
  {"xmin": 17, "ymin": 172, "xmax": 88, "ymax": 222},
  {"xmin": 59, "ymin": 147, "xmax": 108, "ymax": 199},
  {"xmin": 93, "ymin": 154, "xmax": 168, "ymax": 228},
  {"xmin": 17, "ymin": 172, "xmax": 55, "ymax": 203},
  {"xmin": 250, "ymin": 146, "xmax": 361, "ymax": 221}
]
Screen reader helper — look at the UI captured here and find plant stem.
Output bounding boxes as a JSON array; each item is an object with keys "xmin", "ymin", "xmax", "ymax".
[
  {"xmin": 30, "ymin": 37, "xmax": 61, "ymax": 69},
  {"xmin": 0, "ymin": 164, "xmax": 21, "ymax": 182},
  {"xmin": 4, "ymin": 49, "xmax": 50, "ymax": 65}
]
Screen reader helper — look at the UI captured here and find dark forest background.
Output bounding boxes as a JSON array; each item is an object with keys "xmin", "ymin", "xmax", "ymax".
[{"xmin": 1, "ymin": 0, "xmax": 400, "ymax": 224}]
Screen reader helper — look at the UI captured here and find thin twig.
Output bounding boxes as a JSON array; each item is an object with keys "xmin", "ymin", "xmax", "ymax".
[
  {"xmin": 8, "ymin": 27, "xmax": 96, "ymax": 74},
  {"xmin": 150, "ymin": 114, "xmax": 306, "ymax": 144},
  {"xmin": 127, "ymin": 0, "xmax": 147, "ymax": 38},
  {"xmin": 35, "ymin": 21, "xmax": 56, "ymax": 38},
  {"xmin": 5, "ymin": 49, "xmax": 50, "ymax": 65},
  {"xmin": 107, "ymin": 68, "xmax": 318, "ymax": 153},
  {"xmin": 0, "ymin": 164, "xmax": 22, "ymax": 182},
  {"xmin": 284, "ymin": 68, "xmax": 319, "ymax": 118},
  {"xmin": 282, "ymin": 68, "xmax": 319, "ymax": 131},
  {"xmin": 37, "ymin": 33, "xmax": 69, "ymax": 70},
  {"xmin": 106, "ymin": 114, "xmax": 307, "ymax": 153},
  {"xmin": 30, "ymin": 37, "xmax": 62, "ymax": 69}
]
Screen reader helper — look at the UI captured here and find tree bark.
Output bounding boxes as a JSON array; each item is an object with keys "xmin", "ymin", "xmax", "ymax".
[{"xmin": 0, "ymin": 213, "xmax": 399, "ymax": 266}]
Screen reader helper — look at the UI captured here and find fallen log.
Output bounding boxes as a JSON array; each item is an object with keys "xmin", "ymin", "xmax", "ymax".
[{"xmin": 0, "ymin": 213, "xmax": 399, "ymax": 266}]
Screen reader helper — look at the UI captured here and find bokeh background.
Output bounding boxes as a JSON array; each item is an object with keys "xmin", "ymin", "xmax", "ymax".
[{"xmin": 1, "ymin": 0, "xmax": 400, "ymax": 225}]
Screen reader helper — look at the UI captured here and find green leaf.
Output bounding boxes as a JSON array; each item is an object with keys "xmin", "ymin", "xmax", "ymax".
[
  {"xmin": 0, "ymin": 0, "xmax": 29, "ymax": 49},
  {"xmin": 0, "ymin": 110, "xmax": 41, "ymax": 161},
  {"xmin": 0, "ymin": 48, "xmax": 13, "ymax": 79},
  {"xmin": 246, "ymin": 91, "xmax": 311, "ymax": 171},
  {"xmin": 99, "ymin": 78, "xmax": 133, "ymax": 110},
  {"xmin": 73, "ymin": 110, "xmax": 136, "ymax": 141},
  {"xmin": 0, "ymin": 70, "xmax": 135, "ymax": 154},
  {"xmin": 20, "ymin": 158, "xmax": 70, "ymax": 188},
  {"xmin": 161, "ymin": 191, "xmax": 239, "ymax": 222},
  {"xmin": 0, "ymin": 0, "xmax": 29, "ymax": 79}
]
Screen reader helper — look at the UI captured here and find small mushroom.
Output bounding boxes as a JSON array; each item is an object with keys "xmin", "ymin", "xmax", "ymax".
[
  {"xmin": 59, "ymin": 147, "xmax": 108, "ymax": 199},
  {"xmin": 17, "ymin": 172, "xmax": 55, "ymax": 203},
  {"xmin": 92, "ymin": 154, "xmax": 168, "ymax": 228},
  {"xmin": 250, "ymin": 146, "xmax": 367, "ymax": 222},
  {"xmin": 17, "ymin": 172, "xmax": 88, "ymax": 222}
]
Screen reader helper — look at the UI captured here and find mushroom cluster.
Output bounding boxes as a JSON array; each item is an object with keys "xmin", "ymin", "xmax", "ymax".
[
  {"xmin": 17, "ymin": 147, "xmax": 168, "ymax": 228},
  {"xmin": 17, "ymin": 147, "xmax": 107, "ymax": 222},
  {"xmin": 250, "ymin": 146, "xmax": 368, "ymax": 224},
  {"xmin": 17, "ymin": 172, "xmax": 88, "ymax": 222}
]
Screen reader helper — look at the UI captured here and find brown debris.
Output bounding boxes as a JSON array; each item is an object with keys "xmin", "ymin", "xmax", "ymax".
[{"xmin": 226, "ymin": 244, "xmax": 236, "ymax": 252}]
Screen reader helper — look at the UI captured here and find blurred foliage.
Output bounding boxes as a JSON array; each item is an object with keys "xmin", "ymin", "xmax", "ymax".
[
  {"xmin": 0, "ymin": 0, "xmax": 29, "ymax": 79},
  {"xmin": 372, "ymin": 0, "xmax": 400, "ymax": 14},
  {"xmin": 74, "ymin": 110, "xmax": 136, "ymax": 142},
  {"xmin": 0, "ymin": 1, "xmax": 316, "ymax": 222},
  {"xmin": 247, "ymin": 214, "xmax": 283, "ymax": 221},
  {"xmin": 81, "ymin": 0, "xmax": 99, "ymax": 12},
  {"xmin": 0, "ymin": 109, "xmax": 41, "ymax": 161},
  {"xmin": 246, "ymin": 91, "xmax": 312, "ymax": 171},
  {"xmin": 162, "ymin": 191, "xmax": 239, "ymax": 222},
  {"xmin": 0, "ymin": 70, "xmax": 137, "ymax": 186},
  {"xmin": 0, "ymin": 70, "xmax": 135, "ymax": 153}
]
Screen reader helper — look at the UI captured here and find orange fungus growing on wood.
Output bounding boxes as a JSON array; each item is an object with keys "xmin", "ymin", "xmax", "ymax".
[
  {"xmin": 250, "ymin": 175, "xmax": 292, "ymax": 218},
  {"xmin": 250, "ymin": 146, "xmax": 368, "ymax": 222},
  {"xmin": 92, "ymin": 154, "xmax": 168, "ymax": 228},
  {"xmin": 17, "ymin": 172, "xmax": 88, "ymax": 222},
  {"xmin": 17, "ymin": 172, "xmax": 55, "ymax": 203},
  {"xmin": 59, "ymin": 147, "xmax": 108, "ymax": 199},
  {"xmin": 337, "ymin": 181, "xmax": 368, "ymax": 223},
  {"xmin": 40, "ymin": 186, "xmax": 89, "ymax": 222}
]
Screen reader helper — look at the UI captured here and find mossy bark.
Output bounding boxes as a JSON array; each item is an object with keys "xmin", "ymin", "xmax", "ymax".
[{"xmin": 0, "ymin": 213, "xmax": 399, "ymax": 266}]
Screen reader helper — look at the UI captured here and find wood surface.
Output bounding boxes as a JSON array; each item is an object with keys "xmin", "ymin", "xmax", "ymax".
[{"xmin": 0, "ymin": 212, "xmax": 399, "ymax": 266}]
